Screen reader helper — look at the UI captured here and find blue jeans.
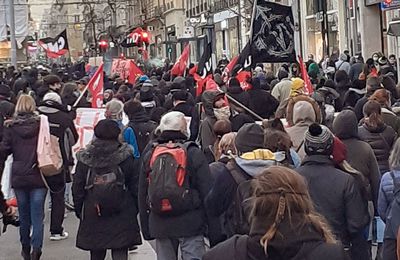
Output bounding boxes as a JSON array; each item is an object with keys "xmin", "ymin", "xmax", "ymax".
[
  {"xmin": 15, "ymin": 188, "xmax": 47, "ymax": 250},
  {"xmin": 156, "ymin": 235, "xmax": 206, "ymax": 260}
]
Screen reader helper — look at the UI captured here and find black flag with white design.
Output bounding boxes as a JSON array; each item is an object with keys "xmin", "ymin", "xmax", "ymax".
[
  {"xmin": 232, "ymin": 42, "xmax": 253, "ymax": 76},
  {"xmin": 251, "ymin": 1, "xmax": 296, "ymax": 63},
  {"xmin": 197, "ymin": 39, "xmax": 213, "ymax": 78},
  {"xmin": 38, "ymin": 29, "xmax": 69, "ymax": 58}
]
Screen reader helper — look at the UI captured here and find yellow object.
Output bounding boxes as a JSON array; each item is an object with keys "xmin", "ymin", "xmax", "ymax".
[
  {"xmin": 241, "ymin": 149, "xmax": 276, "ymax": 160},
  {"xmin": 290, "ymin": 78, "xmax": 305, "ymax": 97}
]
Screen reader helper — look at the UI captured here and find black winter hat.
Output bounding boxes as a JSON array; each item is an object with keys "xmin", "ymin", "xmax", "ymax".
[
  {"xmin": 0, "ymin": 84, "xmax": 11, "ymax": 97},
  {"xmin": 124, "ymin": 100, "xmax": 145, "ymax": 118},
  {"xmin": 94, "ymin": 119, "xmax": 120, "ymax": 140},
  {"xmin": 172, "ymin": 90, "xmax": 188, "ymax": 101},
  {"xmin": 43, "ymin": 74, "xmax": 61, "ymax": 86},
  {"xmin": 140, "ymin": 80, "xmax": 154, "ymax": 102},
  {"xmin": 304, "ymin": 123, "xmax": 334, "ymax": 156},
  {"xmin": 229, "ymin": 78, "xmax": 241, "ymax": 89},
  {"xmin": 235, "ymin": 123, "xmax": 265, "ymax": 153}
]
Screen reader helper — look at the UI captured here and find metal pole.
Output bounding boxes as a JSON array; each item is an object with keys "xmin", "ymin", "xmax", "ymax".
[
  {"xmin": 9, "ymin": 0, "xmax": 17, "ymax": 67},
  {"xmin": 396, "ymin": 37, "xmax": 400, "ymax": 84}
]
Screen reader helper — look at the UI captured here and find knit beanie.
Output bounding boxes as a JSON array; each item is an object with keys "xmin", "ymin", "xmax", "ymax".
[
  {"xmin": 291, "ymin": 78, "xmax": 304, "ymax": 97},
  {"xmin": 105, "ymin": 99, "xmax": 124, "ymax": 120},
  {"xmin": 235, "ymin": 123, "xmax": 265, "ymax": 154},
  {"xmin": 304, "ymin": 123, "xmax": 334, "ymax": 156},
  {"xmin": 43, "ymin": 92, "xmax": 62, "ymax": 104},
  {"xmin": 140, "ymin": 80, "xmax": 154, "ymax": 102},
  {"xmin": 94, "ymin": 119, "xmax": 120, "ymax": 140},
  {"xmin": 124, "ymin": 99, "xmax": 144, "ymax": 119},
  {"xmin": 155, "ymin": 111, "xmax": 188, "ymax": 137}
]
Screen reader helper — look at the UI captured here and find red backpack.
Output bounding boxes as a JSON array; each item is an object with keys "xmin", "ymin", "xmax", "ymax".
[{"xmin": 147, "ymin": 142, "xmax": 200, "ymax": 216}]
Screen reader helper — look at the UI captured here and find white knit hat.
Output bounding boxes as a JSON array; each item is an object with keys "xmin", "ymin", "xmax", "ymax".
[
  {"xmin": 155, "ymin": 111, "xmax": 188, "ymax": 137},
  {"xmin": 43, "ymin": 92, "xmax": 62, "ymax": 104}
]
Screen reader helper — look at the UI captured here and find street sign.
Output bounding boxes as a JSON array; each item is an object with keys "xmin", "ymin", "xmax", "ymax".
[{"xmin": 381, "ymin": 0, "xmax": 400, "ymax": 10}]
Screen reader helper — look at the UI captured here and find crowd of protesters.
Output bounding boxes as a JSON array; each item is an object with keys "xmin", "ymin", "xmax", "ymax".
[{"xmin": 0, "ymin": 50, "xmax": 400, "ymax": 260}]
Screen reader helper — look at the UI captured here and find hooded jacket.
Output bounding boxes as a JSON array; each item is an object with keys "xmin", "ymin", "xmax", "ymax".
[
  {"xmin": 138, "ymin": 131, "xmax": 213, "ymax": 240},
  {"xmin": 332, "ymin": 110, "xmax": 381, "ymax": 206},
  {"xmin": 204, "ymin": 216, "xmax": 349, "ymax": 260},
  {"xmin": 286, "ymin": 101, "xmax": 317, "ymax": 160},
  {"xmin": 358, "ymin": 122, "xmax": 397, "ymax": 173},
  {"xmin": 198, "ymin": 90, "xmax": 221, "ymax": 162},
  {"xmin": 296, "ymin": 155, "xmax": 370, "ymax": 244},
  {"xmin": 206, "ymin": 150, "xmax": 282, "ymax": 237},
  {"xmin": 381, "ymin": 108, "xmax": 400, "ymax": 136},
  {"xmin": 0, "ymin": 113, "xmax": 44, "ymax": 189},
  {"xmin": 171, "ymin": 101, "xmax": 199, "ymax": 141},
  {"xmin": 248, "ymin": 78, "xmax": 279, "ymax": 119},
  {"xmin": 126, "ymin": 110, "xmax": 157, "ymax": 154},
  {"xmin": 38, "ymin": 100, "xmax": 79, "ymax": 185},
  {"xmin": 272, "ymin": 78, "xmax": 292, "ymax": 118},
  {"xmin": 378, "ymin": 170, "xmax": 400, "ymax": 222},
  {"xmin": 72, "ymin": 140, "xmax": 142, "ymax": 250}
]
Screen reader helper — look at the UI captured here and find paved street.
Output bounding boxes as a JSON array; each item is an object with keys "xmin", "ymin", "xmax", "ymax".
[{"xmin": 0, "ymin": 209, "xmax": 156, "ymax": 260}]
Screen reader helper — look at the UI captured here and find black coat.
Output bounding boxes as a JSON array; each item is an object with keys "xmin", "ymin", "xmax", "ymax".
[
  {"xmin": 296, "ymin": 155, "xmax": 369, "ymax": 244},
  {"xmin": 138, "ymin": 131, "xmax": 213, "ymax": 240},
  {"xmin": 126, "ymin": 110, "xmax": 157, "ymax": 154},
  {"xmin": 203, "ymin": 217, "xmax": 350, "ymax": 260},
  {"xmin": 358, "ymin": 123, "xmax": 397, "ymax": 173},
  {"xmin": 72, "ymin": 140, "xmax": 142, "ymax": 250},
  {"xmin": 248, "ymin": 88, "xmax": 279, "ymax": 120},
  {"xmin": 0, "ymin": 113, "xmax": 44, "ymax": 189},
  {"xmin": 38, "ymin": 101, "xmax": 79, "ymax": 185}
]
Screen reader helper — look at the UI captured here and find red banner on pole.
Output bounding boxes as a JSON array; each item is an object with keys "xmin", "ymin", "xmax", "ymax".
[{"xmin": 87, "ymin": 64, "xmax": 104, "ymax": 108}]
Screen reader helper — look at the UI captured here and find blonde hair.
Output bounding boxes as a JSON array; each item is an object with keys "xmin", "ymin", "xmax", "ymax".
[
  {"xmin": 251, "ymin": 166, "xmax": 336, "ymax": 254},
  {"xmin": 15, "ymin": 94, "xmax": 36, "ymax": 116},
  {"xmin": 215, "ymin": 132, "xmax": 237, "ymax": 160}
]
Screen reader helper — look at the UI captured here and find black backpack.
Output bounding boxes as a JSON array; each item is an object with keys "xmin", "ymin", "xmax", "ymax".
[
  {"xmin": 147, "ymin": 142, "xmax": 200, "ymax": 216},
  {"xmin": 84, "ymin": 165, "xmax": 126, "ymax": 217},
  {"xmin": 128, "ymin": 121, "xmax": 156, "ymax": 154}
]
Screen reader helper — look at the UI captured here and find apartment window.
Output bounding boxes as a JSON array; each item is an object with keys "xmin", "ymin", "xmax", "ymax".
[
  {"xmin": 186, "ymin": 10, "xmax": 189, "ymax": 17},
  {"xmin": 196, "ymin": 5, "xmax": 200, "ymax": 13},
  {"xmin": 171, "ymin": 1, "xmax": 174, "ymax": 8},
  {"xmin": 167, "ymin": 2, "xmax": 170, "ymax": 9},
  {"xmin": 74, "ymin": 15, "xmax": 80, "ymax": 23},
  {"xmin": 200, "ymin": 3, "xmax": 203, "ymax": 12}
]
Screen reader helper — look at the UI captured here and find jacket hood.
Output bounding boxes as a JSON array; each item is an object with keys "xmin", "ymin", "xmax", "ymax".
[
  {"xmin": 130, "ymin": 110, "xmax": 151, "ymax": 123},
  {"xmin": 7, "ymin": 113, "xmax": 40, "ymax": 139},
  {"xmin": 202, "ymin": 90, "xmax": 223, "ymax": 117},
  {"xmin": 361, "ymin": 122, "xmax": 387, "ymax": 133},
  {"xmin": 293, "ymin": 101, "xmax": 316, "ymax": 125},
  {"xmin": 332, "ymin": 110, "xmax": 358, "ymax": 139},
  {"xmin": 77, "ymin": 140, "xmax": 132, "ymax": 168},
  {"xmin": 235, "ymin": 149, "xmax": 285, "ymax": 177}
]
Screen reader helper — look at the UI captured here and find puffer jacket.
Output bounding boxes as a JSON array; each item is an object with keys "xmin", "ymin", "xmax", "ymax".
[
  {"xmin": 296, "ymin": 155, "xmax": 370, "ymax": 244},
  {"xmin": 378, "ymin": 170, "xmax": 400, "ymax": 222},
  {"xmin": 358, "ymin": 123, "xmax": 397, "ymax": 173},
  {"xmin": 382, "ymin": 108, "xmax": 400, "ymax": 136},
  {"xmin": 0, "ymin": 113, "xmax": 44, "ymax": 189}
]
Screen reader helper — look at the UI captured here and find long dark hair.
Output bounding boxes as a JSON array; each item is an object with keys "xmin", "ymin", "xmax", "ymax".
[{"xmin": 363, "ymin": 100, "xmax": 384, "ymax": 129}]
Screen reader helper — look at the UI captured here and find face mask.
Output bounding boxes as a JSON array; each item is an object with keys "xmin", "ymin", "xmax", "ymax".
[
  {"xmin": 373, "ymin": 56, "xmax": 379, "ymax": 62},
  {"xmin": 213, "ymin": 106, "xmax": 231, "ymax": 121}
]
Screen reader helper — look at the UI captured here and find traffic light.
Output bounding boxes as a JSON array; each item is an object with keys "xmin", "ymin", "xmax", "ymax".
[
  {"xmin": 98, "ymin": 40, "xmax": 108, "ymax": 53},
  {"xmin": 141, "ymin": 31, "xmax": 150, "ymax": 45},
  {"xmin": 384, "ymin": 0, "xmax": 393, "ymax": 4}
]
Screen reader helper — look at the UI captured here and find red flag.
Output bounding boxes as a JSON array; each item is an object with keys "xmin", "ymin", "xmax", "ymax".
[
  {"xmin": 298, "ymin": 55, "xmax": 314, "ymax": 95},
  {"xmin": 195, "ymin": 73, "xmax": 212, "ymax": 96},
  {"xmin": 236, "ymin": 71, "xmax": 252, "ymax": 90},
  {"xmin": 87, "ymin": 64, "xmax": 104, "ymax": 108},
  {"xmin": 222, "ymin": 56, "xmax": 239, "ymax": 83},
  {"xmin": 171, "ymin": 44, "xmax": 190, "ymax": 76},
  {"xmin": 128, "ymin": 61, "xmax": 144, "ymax": 84}
]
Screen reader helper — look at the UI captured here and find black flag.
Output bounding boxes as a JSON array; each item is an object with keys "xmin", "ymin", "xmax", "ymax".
[
  {"xmin": 232, "ymin": 42, "xmax": 254, "ymax": 76},
  {"xmin": 38, "ymin": 29, "xmax": 69, "ymax": 58},
  {"xmin": 251, "ymin": 1, "xmax": 296, "ymax": 63},
  {"xmin": 197, "ymin": 39, "xmax": 213, "ymax": 78}
]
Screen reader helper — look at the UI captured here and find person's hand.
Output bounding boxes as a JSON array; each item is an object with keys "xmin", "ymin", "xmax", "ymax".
[{"xmin": 5, "ymin": 206, "xmax": 16, "ymax": 217}]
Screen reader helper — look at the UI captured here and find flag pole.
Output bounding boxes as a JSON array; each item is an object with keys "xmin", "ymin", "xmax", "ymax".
[
  {"xmin": 72, "ymin": 84, "xmax": 90, "ymax": 108},
  {"xmin": 225, "ymin": 93, "xmax": 263, "ymax": 121}
]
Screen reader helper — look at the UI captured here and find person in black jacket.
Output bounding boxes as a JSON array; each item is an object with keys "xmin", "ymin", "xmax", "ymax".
[
  {"xmin": 0, "ymin": 95, "xmax": 46, "ymax": 260},
  {"xmin": 248, "ymin": 77, "xmax": 278, "ymax": 120},
  {"xmin": 170, "ymin": 89, "xmax": 199, "ymax": 141},
  {"xmin": 123, "ymin": 99, "xmax": 157, "ymax": 155},
  {"xmin": 72, "ymin": 119, "xmax": 142, "ymax": 260},
  {"xmin": 204, "ymin": 166, "xmax": 350, "ymax": 260},
  {"xmin": 37, "ymin": 92, "xmax": 78, "ymax": 241},
  {"xmin": 138, "ymin": 111, "xmax": 212, "ymax": 260},
  {"xmin": 296, "ymin": 123, "xmax": 370, "ymax": 257}
]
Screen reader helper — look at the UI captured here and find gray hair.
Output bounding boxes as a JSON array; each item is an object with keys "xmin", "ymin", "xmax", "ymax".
[{"xmin": 390, "ymin": 138, "xmax": 400, "ymax": 170}]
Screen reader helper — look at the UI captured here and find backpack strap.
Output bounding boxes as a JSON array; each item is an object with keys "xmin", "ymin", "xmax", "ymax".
[
  {"xmin": 390, "ymin": 171, "xmax": 400, "ymax": 194},
  {"xmin": 226, "ymin": 160, "xmax": 250, "ymax": 185}
]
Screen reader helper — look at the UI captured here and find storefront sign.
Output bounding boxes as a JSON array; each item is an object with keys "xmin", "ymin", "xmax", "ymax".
[
  {"xmin": 365, "ymin": 0, "xmax": 384, "ymax": 6},
  {"xmin": 381, "ymin": 0, "xmax": 400, "ymax": 10}
]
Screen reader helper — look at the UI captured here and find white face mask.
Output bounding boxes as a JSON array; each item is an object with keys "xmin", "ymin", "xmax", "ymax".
[{"xmin": 213, "ymin": 106, "xmax": 231, "ymax": 121}]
